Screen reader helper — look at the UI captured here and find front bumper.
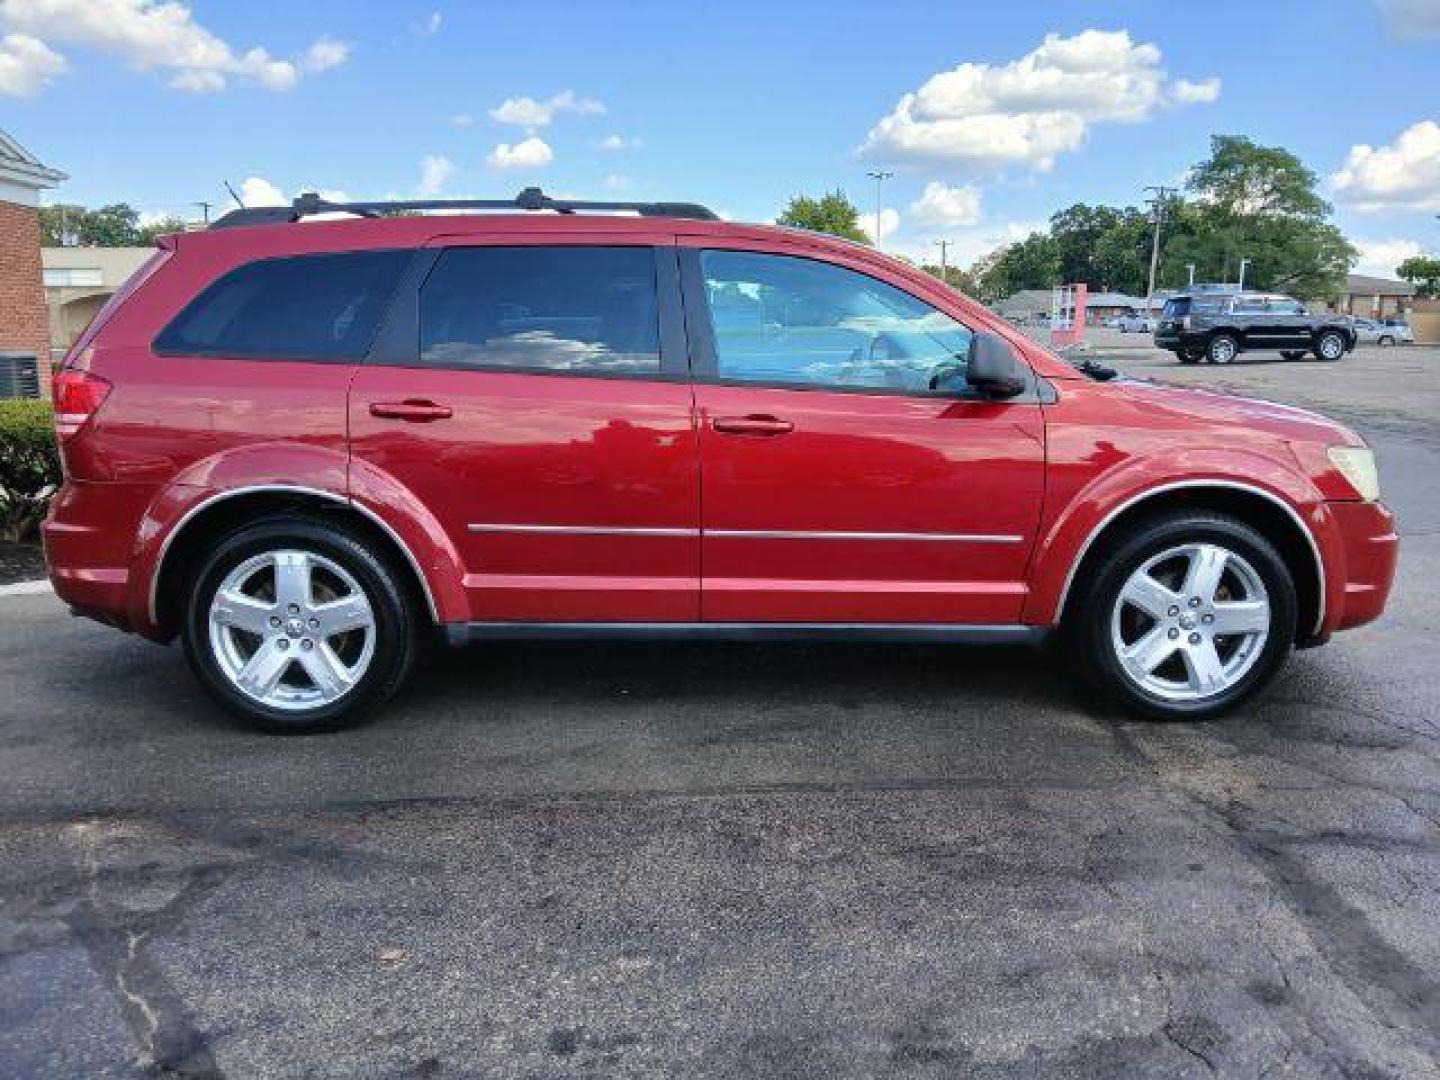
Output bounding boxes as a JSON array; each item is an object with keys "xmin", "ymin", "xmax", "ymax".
[{"xmin": 1327, "ymin": 500, "xmax": 1398, "ymax": 633}]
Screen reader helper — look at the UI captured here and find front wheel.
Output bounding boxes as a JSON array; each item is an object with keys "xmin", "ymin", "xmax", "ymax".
[
  {"xmin": 1314, "ymin": 330, "xmax": 1347, "ymax": 361},
  {"xmin": 182, "ymin": 517, "xmax": 418, "ymax": 733},
  {"xmin": 1378, "ymin": 335, "xmax": 1395, "ymax": 346},
  {"xmin": 1066, "ymin": 512, "xmax": 1297, "ymax": 720}
]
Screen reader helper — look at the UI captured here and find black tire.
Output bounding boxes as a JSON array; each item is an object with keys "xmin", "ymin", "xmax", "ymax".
[
  {"xmin": 1378, "ymin": 335, "xmax": 1394, "ymax": 346},
  {"xmin": 1064, "ymin": 511, "xmax": 1297, "ymax": 721},
  {"xmin": 1280, "ymin": 350, "xmax": 1306, "ymax": 360},
  {"xmin": 182, "ymin": 516, "xmax": 418, "ymax": 733},
  {"xmin": 1205, "ymin": 334, "xmax": 1239, "ymax": 365},
  {"xmin": 1313, "ymin": 330, "xmax": 1347, "ymax": 361}
]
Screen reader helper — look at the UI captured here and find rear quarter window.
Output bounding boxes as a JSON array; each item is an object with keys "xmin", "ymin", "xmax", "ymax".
[{"xmin": 155, "ymin": 249, "xmax": 411, "ymax": 361}]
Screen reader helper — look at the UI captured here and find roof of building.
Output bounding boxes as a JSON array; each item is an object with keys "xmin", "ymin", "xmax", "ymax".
[
  {"xmin": 0, "ymin": 129, "xmax": 67, "ymax": 190},
  {"xmin": 1343, "ymin": 273, "xmax": 1416, "ymax": 297},
  {"xmin": 993, "ymin": 289, "xmax": 1055, "ymax": 315}
]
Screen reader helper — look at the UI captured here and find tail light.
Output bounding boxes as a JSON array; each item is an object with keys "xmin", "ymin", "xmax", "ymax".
[{"xmin": 52, "ymin": 369, "xmax": 112, "ymax": 441}]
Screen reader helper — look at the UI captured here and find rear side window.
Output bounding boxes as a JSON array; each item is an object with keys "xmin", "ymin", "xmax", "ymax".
[
  {"xmin": 419, "ymin": 246, "xmax": 660, "ymax": 374},
  {"xmin": 1161, "ymin": 297, "xmax": 1190, "ymax": 318},
  {"xmin": 155, "ymin": 250, "xmax": 410, "ymax": 361}
]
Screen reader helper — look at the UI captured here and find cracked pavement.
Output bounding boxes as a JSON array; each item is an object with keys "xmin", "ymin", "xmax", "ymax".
[{"xmin": 1, "ymin": 346, "xmax": 1437, "ymax": 1077}]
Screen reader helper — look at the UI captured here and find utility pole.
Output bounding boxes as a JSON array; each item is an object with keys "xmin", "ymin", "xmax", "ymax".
[
  {"xmin": 866, "ymin": 169, "xmax": 893, "ymax": 250},
  {"xmin": 192, "ymin": 200, "xmax": 212, "ymax": 225},
  {"xmin": 1143, "ymin": 185, "xmax": 1178, "ymax": 300},
  {"xmin": 935, "ymin": 239, "xmax": 951, "ymax": 283}
]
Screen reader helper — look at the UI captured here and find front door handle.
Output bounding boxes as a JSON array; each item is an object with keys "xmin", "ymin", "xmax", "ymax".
[
  {"xmin": 369, "ymin": 400, "xmax": 454, "ymax": 422},
  {"xmin": 711, "ymin": 414, "xmax": 794, "ymax": 437}
]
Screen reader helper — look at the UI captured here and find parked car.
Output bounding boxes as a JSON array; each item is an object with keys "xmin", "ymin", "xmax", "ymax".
[
  {"xmin": 1115, "ymin": 311, "xmax": 1157, "ymax": 333},
  {"xmin": 1155, "ymin": 292, "xmax": 1356, "ymax": 364},
  {"xmin": 1353, "ymin": 317, "xmax": 1414, "ymax": 345},
  {"xmin": 45, "ymin": 189, "xmax": 1397, "ymax": 732}
]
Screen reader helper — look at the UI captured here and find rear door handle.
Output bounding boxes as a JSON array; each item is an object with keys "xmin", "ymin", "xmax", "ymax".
[
  {"xmin": 369, "ymin": 400, "xmax": 454, "ymax": 422},
  {"xmin": 711, "ymin": 414, "xmax": 794, "ymax": 437}
]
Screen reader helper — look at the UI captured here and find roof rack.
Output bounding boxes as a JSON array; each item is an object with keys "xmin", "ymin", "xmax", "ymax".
[{"xmin": 209, "ymin": 186, "xmax": 720, "ymax": 229}]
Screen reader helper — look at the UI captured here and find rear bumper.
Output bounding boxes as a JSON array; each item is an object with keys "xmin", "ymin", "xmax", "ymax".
[
  {"xmin": 1326, "ymin": 500, "xmax": 1398, "ymax": 633},
  {"xmin": 42, "ymin": 479, "xmax": 155, "ymax": 634}
]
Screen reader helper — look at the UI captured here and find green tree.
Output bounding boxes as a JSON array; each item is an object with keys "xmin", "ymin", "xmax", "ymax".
[
  {"xmin": 40, "ymin": 202, "xmax": 157, "ymax": 246},
  {"xmin": 975, "ymin": 232, "xmax": 1061, "ymax": 298},
  {"xmin": 138, "ymin": 215, "xmax": 189, "ymax": 244},
  {"xmin": 776, "ymin": 191, "xmax": 871, "ymax": 244},
  {"xmin": 921, "ymin": 263, "xmax": 978, "ymax": 295},
  {"xmin": 1048, "ymin": 203, "xmax": 1150, "ymax": 293},
  {"xmin": 1396, "ymin": 255, "xmax": 1440, "ymax": 298},
  {"xmin": 1172, "ymin": 135, "xmax": 1355, "ymax": 297}
]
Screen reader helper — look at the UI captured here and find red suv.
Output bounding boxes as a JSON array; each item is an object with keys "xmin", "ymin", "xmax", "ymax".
[{"xmin": 44, "ymin": 189, "xmax": 1397, "ymax": 732}]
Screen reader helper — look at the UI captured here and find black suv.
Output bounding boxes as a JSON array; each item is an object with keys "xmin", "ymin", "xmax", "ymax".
[{"xmin": 1154, "ymin": 291, "xmax": 1355, "ymax": 365}]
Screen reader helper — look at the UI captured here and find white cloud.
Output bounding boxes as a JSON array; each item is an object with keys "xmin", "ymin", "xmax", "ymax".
[
  {"xmin": 413, "ymin": 11, "xmax": 442, "ymax": 36},
  {"xmin": 909, "ymin": 181, "xmax": 982, "ymax": 228},
  {"xmin": 239, "ymin": 176, "xmax": 287, "ymax": 207},
  {"xmin": 1353, "ymin": 237, "xmax": 1426, "ymax": 277},
  {"xmin": 0, "ymin": 32, "xmax": 65, "ymax": 96},
  {"xmin": 1375, "ymin": 0, "xmax": 1440, "ymax": 37},
  {"xmin": 1171, "ymin": 77, "xmax": 1221, "ymax": 104},
  {"xmin": 0, "ymin": 0, "xmax": 347, "ymax": 93},
  {"xmin": 859, "ymin": 29, "xmax": 1219, "ymax": 172},
  {"xmin": 489, "ymin": 89, "xmax": 604, "ymax": 127},
  {"xmin": 603, "ymin": 173, "xmax": 630, "ymax": 191},
  {"xmin": 418, "ymin": 154, "xmax": 455, "ymax": 197},
  {"xmin": 858, "ymin": 207, "xmax": 901, "ymax": 244},
  {"xmin": 888, "ymin": 219, "xmax": 1048, "ymax": 271},
  {"xmin": 487, "ymin": 135, "xmax": 554, "ymax": 170},
  {"xmin": 595, "ymin": 133, "xmax": 642, "ymax": 151},
  {"xmin": 450, "ymin": 112, "xmax": 473, "ymax": 127},
  {"xmin": 302, "ymin": 36, "xmax": 347, "ymax": 74},
  {"xmin": 1332, "ymin": 119, "xmax": 1440, "ymax": 211}
]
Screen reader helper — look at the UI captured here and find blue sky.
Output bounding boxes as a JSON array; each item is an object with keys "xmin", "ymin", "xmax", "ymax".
[{"xmin": 3, "ymin": 0, "xmax": 1438, "ymax": 276}]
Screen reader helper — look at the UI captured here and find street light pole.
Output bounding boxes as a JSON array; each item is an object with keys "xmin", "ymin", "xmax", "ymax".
[
  {"xmin": 866, "ymin": 170, "xmax": 893, "ymax": 250},
  {"xmin": 935, "ymin": 239, "xmax": 951, "ymax": 283},
  {"xmin": 1186, "ymin": 263, "xmax": 1196, "ymax": 286},
  {"xmin": 1238, "ymin": 258, "xmax": 1251, "ymax": 290},
  {"xmin": 1143, "ymin": 185, "xmax": 1177, "ymax": 300}
]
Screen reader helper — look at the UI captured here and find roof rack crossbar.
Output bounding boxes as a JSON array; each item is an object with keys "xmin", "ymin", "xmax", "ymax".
[{"xmin": 210, "ymin": 186, "xmax": 720, "ymax": 229}]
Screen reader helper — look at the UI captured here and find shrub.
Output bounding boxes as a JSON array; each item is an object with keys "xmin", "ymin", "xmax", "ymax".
[{"xmin": 0, "ymin": 400, "xmax": 60, "ymax": 543}]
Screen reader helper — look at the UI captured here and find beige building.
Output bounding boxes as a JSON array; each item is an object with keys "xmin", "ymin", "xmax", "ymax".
[
  {"xmin": 1324, "ymin": 273, "xmax": 1418, "ymax": 319},
  {"xmin": 43, "ymin": 246, "xmax": 154, "ymax": 357}
]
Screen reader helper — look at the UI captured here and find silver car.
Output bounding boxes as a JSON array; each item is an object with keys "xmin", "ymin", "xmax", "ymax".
[{"xmin": 1350, "ymin": 317, "xmax": 1413, "ymax": 345}]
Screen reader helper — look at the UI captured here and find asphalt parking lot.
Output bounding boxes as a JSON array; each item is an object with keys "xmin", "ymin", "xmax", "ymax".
[{"xmin": 2, "ymin": 344, "xmax": 1438, "ymax": 1078}]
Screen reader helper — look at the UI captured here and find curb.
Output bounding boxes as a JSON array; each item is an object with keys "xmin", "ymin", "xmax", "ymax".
[{"xmin": 0, "ymin": 580, "xmax": 52, "ymax": 598}]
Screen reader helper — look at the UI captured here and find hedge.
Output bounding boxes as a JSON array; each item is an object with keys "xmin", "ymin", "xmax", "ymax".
[{"xmin": 0, "ymin": 400, "xmax": 60, "ymax": 543}]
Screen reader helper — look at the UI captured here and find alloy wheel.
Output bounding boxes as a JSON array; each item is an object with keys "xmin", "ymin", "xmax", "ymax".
[
  {"xmin": 207, "ymin": 549, "xmax": 376, "ymax": 712},
  {"xmin": 1110, "ymin": 542, "xmax": 1271, "ymax": 703}
]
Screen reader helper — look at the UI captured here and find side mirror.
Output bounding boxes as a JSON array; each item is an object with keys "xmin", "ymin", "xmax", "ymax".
[{"xmin": 966, "ymin": 332, "xmax": 1027, "ymax": 399}]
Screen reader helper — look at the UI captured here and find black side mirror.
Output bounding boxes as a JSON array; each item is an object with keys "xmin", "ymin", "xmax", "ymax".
[{"xmin": 966, "ymin": 332, "xmax": 1027, "ymax": 399}]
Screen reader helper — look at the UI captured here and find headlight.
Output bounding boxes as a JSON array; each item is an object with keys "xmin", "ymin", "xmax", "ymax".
[{"xmin": 1327, "ymin": 446, "xmax": 1380, "ymax": 501}]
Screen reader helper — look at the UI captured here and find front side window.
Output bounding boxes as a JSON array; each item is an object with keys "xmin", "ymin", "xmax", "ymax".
[
  {"xmin": 156, "ymin": 250, "xmax": 410, "ymax": 360},
  {"xmin": 699, "ymin": 250, "xmax": 974, "ymax": 394},
  {"xmin": 419, "ymin": 246, "xmax": 660, "ymax": 374}
]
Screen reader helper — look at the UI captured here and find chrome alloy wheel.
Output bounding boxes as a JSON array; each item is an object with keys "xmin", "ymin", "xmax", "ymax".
[
  {"xmin": 1110, "ymin": 542, "xmax": 1270, "ymax": 703},
  {"xmin": 207, "ymin": 549, "xmax": 376, "ymax": 712},
  {"xmin": 1318, "ymin": 333, "xmax": 1345, "ymax": 360},
  {"xmin": 1210, "ymin": 337, "xmax": 1237, "ymax": 364}
]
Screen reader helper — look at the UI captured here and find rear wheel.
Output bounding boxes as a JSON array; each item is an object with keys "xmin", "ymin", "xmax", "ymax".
[
  {"xmin": 182, "ymin": 517, "xmax": 418, "ymax": 733},
  {"xmin": 1206, "ymin": 334, "xmax": 1239, "ymax": 364},
  {"xmin": 1314, "ymin": 330, "xmax": 1347, "ymax": 361},
  {"xmin": 1066, "ymin": 512, "xmax": 1296, "ymax": 720},
  {"xmin": 1378, "ymin": 335, "xmax": 1395, "ymax": 346}
]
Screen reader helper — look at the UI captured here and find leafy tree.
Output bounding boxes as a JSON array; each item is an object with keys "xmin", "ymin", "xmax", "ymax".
[
  {"xmin": 1171, "ymin": 135, "xmax": 1355, "ymax": 297},
  {"xmin": 974, "ymin": 232, "xmax": 1061, "ymax": 298},
  {"xmin": 1048, "ymin": 203, "xmax": 1151, "ymax": 293},
  {"xmin": 40, "ymin": 202, "xmax": 187, "ymax": 247},
  {"xmin": 921, "ymin": 263, "xmax": 978, "ymax": 295},
  {"xmin": 1396, "ymin": 255, "xmax": 1440, "ymax": 298},
  {"xmin": 776, "ymin": 191, "xmax": 871, "ymax": 244}
]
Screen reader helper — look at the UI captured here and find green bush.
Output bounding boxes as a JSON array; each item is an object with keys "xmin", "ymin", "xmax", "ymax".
[{"xmin": 0, "ymin": 400, "xmax": 60, "ymax": 543}]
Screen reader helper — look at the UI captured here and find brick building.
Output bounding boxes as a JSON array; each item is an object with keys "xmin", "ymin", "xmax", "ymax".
[{"xmin": 1, "ymin": 129, "xmax": 66, "ymax": 396}]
